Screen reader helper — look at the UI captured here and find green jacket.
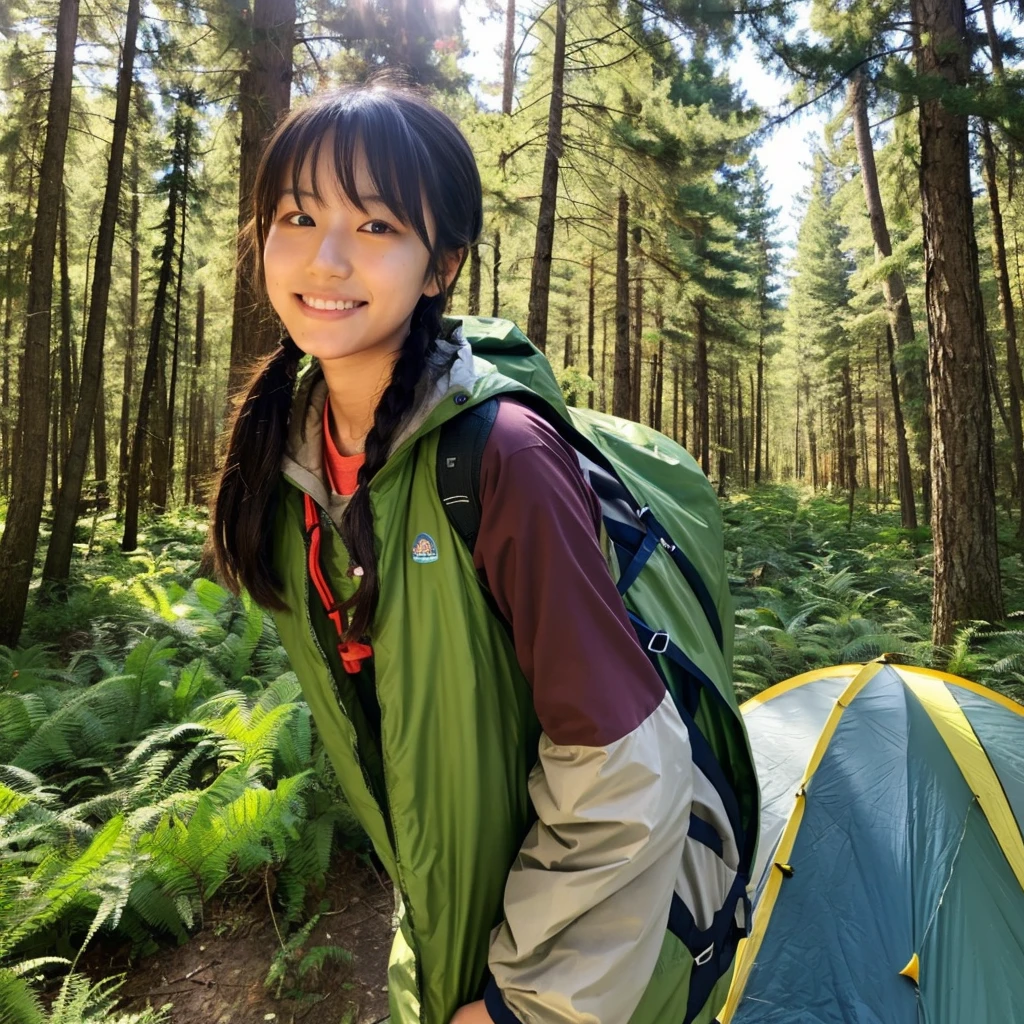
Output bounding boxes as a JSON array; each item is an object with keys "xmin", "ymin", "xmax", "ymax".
[{"xmin": 268, "ymin": 333, "xmax": 741, "ymax": 1024}]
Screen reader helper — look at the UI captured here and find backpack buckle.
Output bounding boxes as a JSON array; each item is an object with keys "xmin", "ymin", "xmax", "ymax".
[
  {"xmin": 695, "ymin": 943, "xmax": 714, "ymax": 967},
  {"xmin": 648, "ymin": 631, "xmax": 670, "ymax": 654}
]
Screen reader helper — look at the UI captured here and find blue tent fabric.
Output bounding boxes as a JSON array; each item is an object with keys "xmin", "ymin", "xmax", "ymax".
[
  {"xmin": 723, "ymin": 664, "xmax": 1024, "ymax": 1024},
  {"xmin": 744, "ymin": 674, "xmax": 853, "ymax": 903},
  {"xmin": 733, "ymin": 667, "xmax": 916, "ymax": 1024}
]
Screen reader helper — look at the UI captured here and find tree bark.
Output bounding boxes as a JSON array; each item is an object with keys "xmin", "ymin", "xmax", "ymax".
[
  {"xmin": 587, "ymin": 255, "xmax": 595, "ymax": 409},
  {"xmin": 92, "ymin": 348, "xmax": 108, "ymax": 508},
  {"xmin": 43, "ymin": 0, "xmax": 139, "ymax": 584},
  {"xmin": 118, "ymin": 146, "xmax": 140, "ymax": 520},
  {"xmin": 612, "ymin": 190, "xmax": 631, "ymax": 418},
  {"xmin": 695, "ymin": 298, "xmax": 710, "ymax": 476},
  {"xmin": 737, "ymin": 367, "xmax": 745, "ymax": 486},
  {"xmin": 850, "ymin": 70, "xmax": 920, "ymax": 528},
  {"xmin": 58, "ymin": 189, "xmax": 73, "ymax": 481},
  {"xmin": 884, "ymin": 325, "xmax": 915, "ymax": 523},
  {"xmin": 980, "ymin": 120, "xmax": 1024, "ymax": 535},
  {"xmin": 502, "ymin": 0, "xmax": 516, "ymax": 115},
  {"xmin": 468, "ymin": 242, "xmax": 481, "ymax": 316},
  {"xmin": 0, "ymin": 0, "xmax": 79, "ymax": 644},
  {"xmin": 754, "ymin": 334, "xmax": 764, "ymax": 483},
  {"xmin": 227, "ymin": 0, "xmax": 295, "ymax": 401},
  {"xmin": 165, "ymin": 119, "xmax": 191, "ymax": 505},
  {"xmin": 186, "ymin": 283, "xmax": 206, "ymax": 505},
  {"xmin": 912, "ymin": 0, "xmax": 1004, "ymax": 646},
  {"xmin": 491, "ymin": 231, "xmax": 501, "ymax": 317},
  {"xmin": 525, "ymin": 0, "xmax": 566, "ymax": 353},
  {"xmin": 122, "ymin": 174, "xmax": 179, "ymax": 550}
]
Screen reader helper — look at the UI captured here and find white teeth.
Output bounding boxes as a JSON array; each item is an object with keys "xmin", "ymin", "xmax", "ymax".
[{"xmin": 302, "ymin": 295, "xmax": 361, "ymax": 311}]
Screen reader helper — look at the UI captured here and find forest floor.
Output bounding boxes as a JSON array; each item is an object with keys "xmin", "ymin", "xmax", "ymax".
[{"xmin": 79, "ymin": 850, "xmax": 394, "ymax": 1024}]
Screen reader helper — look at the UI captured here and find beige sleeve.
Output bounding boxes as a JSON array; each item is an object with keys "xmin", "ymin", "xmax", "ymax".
[{"xmin": 486, "ymin": 693, "xmax": 693, "ymax": 1024}]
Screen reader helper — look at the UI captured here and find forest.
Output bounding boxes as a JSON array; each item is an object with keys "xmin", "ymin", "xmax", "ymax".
[{"xmin": 2, "ymin": 0, "xmax": 1024, "ymax": 1020}]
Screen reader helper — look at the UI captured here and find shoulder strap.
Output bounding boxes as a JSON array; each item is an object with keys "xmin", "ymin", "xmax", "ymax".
[{"xmin": 436, "ymin": 397, "xmax": 500, "ymax": 554}]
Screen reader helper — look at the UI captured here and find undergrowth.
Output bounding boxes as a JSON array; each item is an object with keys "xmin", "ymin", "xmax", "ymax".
[
  {"xmin": 1, "ymin": 510, "xmax": 363, "ymax": 1023},
  {"xmin": 4, "ymin": 491, "xmax": 1024, "ymax": 1021}
]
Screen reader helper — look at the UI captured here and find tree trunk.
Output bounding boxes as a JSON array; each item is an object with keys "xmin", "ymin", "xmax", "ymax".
[
  {"xmin": 655, "ymin": 333, "xmax": 664, "ymax": 432},
  {"xmin": 187, "ymin": 283, "xmax": 206, "ymax": 505},
  {"xmin": 122, "ymin": 177, "xmax": 179, "ymax": 551},
  {"xmin": 631, "ymin": 222, "xmax": 643, "ymax": 422},
  {"xmin": 876, "ymin": 336, "xmax": 883, "ymax": 509},
  {"xmin": 850, "ymin": 69, "xmax": 920, "ymax": 528},
  {"xmin": 857, "ymin": 363, "xmax": 870, "ymax": 492},
  {"xmin": 754, "ymin": 335, "xmax": 764, "ymax": 483},
  {"xmin": 0, "ymin": 0, "xmax": 80, "ymax": 645},
  {"xmin": 491, "ymin": 231, "xmax": 501, "ymax": 317},
  {"xmin": 600, "ymin": 309, "xmax": 608, "ymax": 412},
  {"xmin": 42, "ymin": 0, "xmax": 139, "ymax": 585},
  {"xmin": 227, "ymin": 0, "xmax": 295, "ymax": 401},
  {"xmin": 93, "ymin": 349, "xmax": 108, "ymax": 508},
  {"xmin": 165, "ymin": 126, "xmax": 190, "ymax": 506},
  {"xmin": 587, "ymin": 255, "xmax": 595, "ymax": 409},
  {"xmin": 524, "ymin": 0, "xmax": 566, "ymax": 353},
  {"xmin": 118, "ymin": 147, "xmax": 141, "ymax": 520},
  {"xmin": 980, "ymin": 120, "xmax": 1024, "ymax": 535},
  {"xmin": 695, "ymin": 298, "xmax": 710, "ymax": 476},
  {"xmin": 468, "ymin": 241, "xmax": 481, "ymax": 316},
  {"xmin": 794, "ymin": 372, "xmax": 801, "ymax": 480},
  {"xmin": 502, "ymin": 0, "xmax": 516, "ymax": 115},
  {"xmin": 912, "ymin": 0, "xmax": 1004, "ymax": 646},
  {"xmin": 150, "ymin": 347, "xmax": 169, "ymax": 512},
  {"xmin": 716, "ymin": 384, "xmax": 727, "ymax": 496},
  {"xmin": 807, "ymin": 379, "xmax": 818, "ymax": 491},
  {"xmin": 613, "ymin": 190, "xmax": 631, "ymax": 418},
  {"xmin": 58, "ymin": 189, "xmax": 74, "ymax": 481}
]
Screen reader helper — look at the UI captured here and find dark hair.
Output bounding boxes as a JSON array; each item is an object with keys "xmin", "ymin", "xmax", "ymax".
[{"xmin": 212, "ymin": 84, "xmax": 482, "ymax": 640}]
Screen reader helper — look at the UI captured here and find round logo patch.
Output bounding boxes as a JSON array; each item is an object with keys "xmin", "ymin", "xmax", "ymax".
[{"xmin": 411, "ymin": 533, "xmax": 439, "ymax": 564}]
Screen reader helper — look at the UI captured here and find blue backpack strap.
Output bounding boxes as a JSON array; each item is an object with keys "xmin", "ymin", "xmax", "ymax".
[{"xmin": 436, "ymin": 398, "xmax": 500, "ymax": 553}]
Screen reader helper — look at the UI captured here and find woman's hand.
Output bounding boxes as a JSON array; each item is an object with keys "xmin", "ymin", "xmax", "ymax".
[{"xmin": 449, "ymin": 1000, "xmax": 492, "ymax": 1024}]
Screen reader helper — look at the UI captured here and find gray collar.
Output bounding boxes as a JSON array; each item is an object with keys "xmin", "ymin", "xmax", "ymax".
[{"xmin": 280, "ymin": 328, "xmax": 478, "ymax": 525}]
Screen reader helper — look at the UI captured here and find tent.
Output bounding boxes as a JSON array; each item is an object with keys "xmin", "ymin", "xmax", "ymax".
[{"xmin": 718, "ymin": 660, "xmax": 1024, "ymax": 1024}]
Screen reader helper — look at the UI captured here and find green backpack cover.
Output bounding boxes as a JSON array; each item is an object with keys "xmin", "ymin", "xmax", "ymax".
[{"xmin": 441, "ymin": 315, "xmax": 760, "ymax": 1017}]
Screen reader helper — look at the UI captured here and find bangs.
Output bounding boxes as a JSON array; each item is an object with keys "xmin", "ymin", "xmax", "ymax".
[{"xmin": 256, "ymin": 92, "xmax": 439, "ymax": 256}]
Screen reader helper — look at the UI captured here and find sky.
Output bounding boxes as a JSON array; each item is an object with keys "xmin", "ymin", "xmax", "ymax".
[{"xmin": 456, "ymin": 0, "xmax": 830, "ymax": 257}]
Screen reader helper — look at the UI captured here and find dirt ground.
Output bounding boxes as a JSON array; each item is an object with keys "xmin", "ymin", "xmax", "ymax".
[{"xmin": 80, "ymin": 851, "xmax": 394, "ymax": 1024}]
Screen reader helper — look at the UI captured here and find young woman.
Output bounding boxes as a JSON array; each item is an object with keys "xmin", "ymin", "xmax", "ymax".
[{"xmin": 213, "ymin": 84, "xmax": 732, "ymax": 1024}]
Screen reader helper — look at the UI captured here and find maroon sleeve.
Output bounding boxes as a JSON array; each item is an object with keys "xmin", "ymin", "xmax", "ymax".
[{"xmin": 472, "ymin": 398, "xmax": 666, "ymax": 748}]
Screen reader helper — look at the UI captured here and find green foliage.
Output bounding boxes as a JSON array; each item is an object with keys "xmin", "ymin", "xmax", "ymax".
[
  {"xmin": 263, "ymin": 903, "xmax": 351, "ymax": 1001},
  {"xmin": 0, "ymin": 968, "xmax": 171, "ymax": 1024},
  {"xmin": 0, "ymin": 567, "xmax": 362, "ymax": 1000},
  {"xmin": 725, "ymin": 486, "xmax": 1024, "ymax": 705}
]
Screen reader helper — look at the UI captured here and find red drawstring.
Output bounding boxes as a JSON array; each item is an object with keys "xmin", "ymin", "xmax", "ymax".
[{"xmin": 303, "ymin": 493, "xmax": 371, "ymax": 673}]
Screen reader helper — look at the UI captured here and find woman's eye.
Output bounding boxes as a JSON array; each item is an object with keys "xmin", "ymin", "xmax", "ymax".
[
  {"xmin": 285, "ymin": 212, "xmax": 315, "ymax": 227},
  {"xmin": 360, "ymin": 220, "xmax": 394, "ymax": 235}
]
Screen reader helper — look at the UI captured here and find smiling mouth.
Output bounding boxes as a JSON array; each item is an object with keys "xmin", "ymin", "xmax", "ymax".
[{"xmin": 297, "ymin": 294, "xmax": 368, "ymax": 311}]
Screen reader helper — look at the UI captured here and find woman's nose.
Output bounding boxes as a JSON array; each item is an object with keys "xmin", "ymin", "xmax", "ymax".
[{"xmin": 308, "ymin": 230, "xmax": 354, "ymax": 278}]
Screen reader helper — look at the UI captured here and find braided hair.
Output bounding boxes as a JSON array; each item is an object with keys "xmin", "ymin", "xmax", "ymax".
[{"xmin": 338, "ymin": 292, "xmax": 445, "ymax": 639}]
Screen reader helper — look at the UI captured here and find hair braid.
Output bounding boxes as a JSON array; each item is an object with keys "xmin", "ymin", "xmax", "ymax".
[
  {"xmin": 211, "ymin": 336, "xmax": 304, "ymax": 609},
  {"xmin": 338, "ymin": 295, "xmax": 444, "ymax": 640}
]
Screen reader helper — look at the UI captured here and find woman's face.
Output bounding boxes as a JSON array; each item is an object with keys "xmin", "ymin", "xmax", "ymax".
[{"xmin": 263, "ymin": 140, "xmax": 443, "ymax": 365}]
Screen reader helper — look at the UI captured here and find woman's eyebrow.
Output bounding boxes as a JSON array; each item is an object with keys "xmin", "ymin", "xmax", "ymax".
[{"xmin": 277, "ymin": 188, "xmax": 389, "ymax": 207}]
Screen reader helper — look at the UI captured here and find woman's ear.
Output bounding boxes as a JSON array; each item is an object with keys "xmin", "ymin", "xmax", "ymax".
[{"xmin": 425, "ymin": 247, "xmax": 467, "ymax": 297}]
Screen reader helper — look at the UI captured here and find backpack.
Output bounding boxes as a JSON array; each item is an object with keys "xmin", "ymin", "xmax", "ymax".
[{"xmin": 437, "ymin": 315, "xmax": 760, "ymax": 1020}]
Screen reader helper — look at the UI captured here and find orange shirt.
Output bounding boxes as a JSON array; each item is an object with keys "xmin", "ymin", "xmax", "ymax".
[{"xmin": 323, "ymin": 401, "xmax": 366, "ymax": 496}]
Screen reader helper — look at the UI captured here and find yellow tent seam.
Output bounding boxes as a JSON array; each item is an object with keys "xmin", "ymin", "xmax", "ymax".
[
  {"xmin": 718, "ymin": 662, "xmax": 882, "ymax": 1023},
  {"xmin": 904, "ymin": 678, "xmax": 1024, "ymax": 892}
]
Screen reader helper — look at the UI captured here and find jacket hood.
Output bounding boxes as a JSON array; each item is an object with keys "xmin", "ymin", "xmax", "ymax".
[{"xmin": 280, "ymin": 326, "xmax": 481, "ymax": 522}]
